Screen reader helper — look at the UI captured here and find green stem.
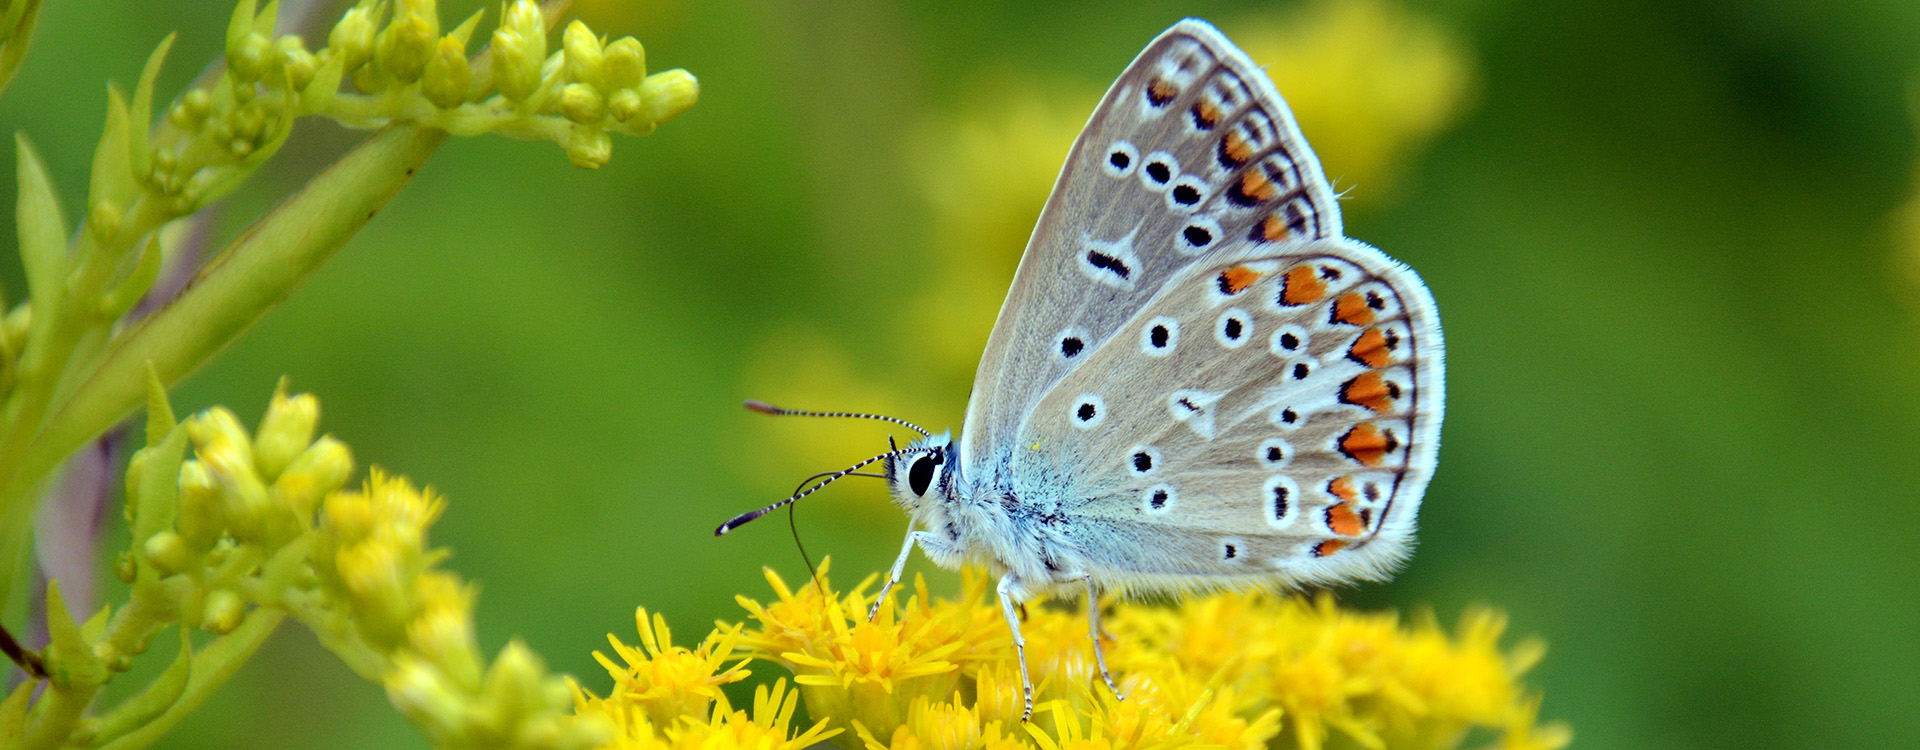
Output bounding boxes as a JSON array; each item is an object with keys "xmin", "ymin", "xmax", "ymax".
[{"xmin": 93, "ymin": 609, "xmax": 285, "ymax": 750}]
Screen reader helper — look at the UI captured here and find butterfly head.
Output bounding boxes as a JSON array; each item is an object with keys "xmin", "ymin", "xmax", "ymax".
[{"xmin": 886, "ymin": 431, "xmax": 956, "ymax": 510}]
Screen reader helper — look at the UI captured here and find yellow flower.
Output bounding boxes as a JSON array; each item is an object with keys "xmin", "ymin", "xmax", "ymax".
[
  {"xmin": 589, "ymin": 607, "xmax": 751, "ymax": 730},
  {"xmin": 576, "ymin": 676, "xmax": 839, "ymax": 750},
  {"xmin": 716, "ymin": 562, "xmax": 1565, "ymax": 750}
]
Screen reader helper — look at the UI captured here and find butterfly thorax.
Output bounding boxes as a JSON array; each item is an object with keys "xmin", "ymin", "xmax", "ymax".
[{"xmin": 886, "ymin": 433, "xmax": 1089, "ymax": 598}]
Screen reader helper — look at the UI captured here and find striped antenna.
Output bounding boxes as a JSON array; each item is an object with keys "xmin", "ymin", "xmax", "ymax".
[
  {"xmin": 744, "ymin": 399, "xmax": 932, "ymax": 438},
  {"xmin": 714, "ymin": 445, "xmax": 935, "ymax": 536}
]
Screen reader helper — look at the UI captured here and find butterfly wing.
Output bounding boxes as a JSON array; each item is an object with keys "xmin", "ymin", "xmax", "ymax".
[
  {"xmin": 1018, "ymin": 239, "xmax": 1444, "ymax": 592},
  {"xmin": 960, "ymin": 19, "xmax": 1343, "ymax": 483}
]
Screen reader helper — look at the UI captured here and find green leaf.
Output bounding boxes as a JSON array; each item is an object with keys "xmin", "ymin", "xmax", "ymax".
[
  {"xmin": 128, "ymin": 34, "xmax": 176, "ymax": 187},
  {"xmin": 142, "ymin": 361, "xmax": 175, "ymax": 448},
  {"xmin": 94, "ymin": 610, "xmax": 284, "ymax": 750},
  {"xmin": 14, "ymin": 132, "xmax": 68, "ymax": 316},
  {"xmin": 99, "ymin": 234, "xmax": 163, "ymax": 320},
  {"xmin": 0, "ymin": 0, "xmax": 44, "ymax": 101},
  {"xmin": 42, "ymin": 580, "xmax": 106, "ymax": 690},
  {"xmin": 89, "ymin": 85, "xmax": 137, "ymax": 220},
  {"xmin": 0, "ymin": 677, "xmax": 31, "ymax": 741},
  {"xmin": 128, "ymin": 415, "xmax": 186, "ymax": 545},
  {"xmin": 85, "ymin": 626, "xmax": 192, "ymax": 748}
]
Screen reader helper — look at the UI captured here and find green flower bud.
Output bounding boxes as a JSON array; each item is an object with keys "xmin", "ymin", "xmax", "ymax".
[
  {"xmin": 563, "ymin": 126, "xmax": 611, "ymax": 169},
  {"xmin": 275, "ymin": 436, "xmax": 353, "ymax": 519},
  {"xmin": 386, "ymin": 655, "xmax": 465, "ymax": 732},
  {"xmin": 408, "ymin": 573, "xmax": 481, "ymax": 687},
  {"xmin": 202, "ymin": 438, "xmax": 273, "ymax": 542},
  {"xmin": 143, "ymin": 530, "xmax": 194, "ymax": 576},
  {"xmin": 378, "ymin": 11, "xmax": 438, "ymax": 84},
  {"xmin": 638, "ymin": 69, "xmax": 698, "ymax": 125},
  {"xmin": 278, "ymin": 36, "xmax": 319, "ymax": 91},
  {"xmin": 114, "ymin": 551, "xmax": 137, "ymax": 584},
  {"xmin": 202, "ymin": 589, "xmax": 245, "ymax": 634},
  {"xmin": 330, "ymin": 5, "xmax": 377, "ymax": 72},
  {"xmin": 337, "ymin": 538, "xmax": 410, "ymax": 644},
  {"xmin": 230, "ymin": 32, "xmax": 273, "ymax": 82},
  {"xmin": 607, "ymin": 88, "xmax": 642, "ymax": 122},
  {"xmin": 254, "ymin": 388, "xmax": 318, "ymax": 480},
  {"xmin": 87, "ymin": 200, "xmax": 123, "ymax": 243},
  {"xmin": 421, "ymin": 36, "xmax": 472, "ymax": 109},
  {"xmin": 557, "ymin": 82, "xmax": 602, "ymax": 123},
  {"xmin": 604, "ymin": 37, "xmax": 645, "ymax": 90},
  {"xmin": 491, "ymin": 0, "xmax": 547, "ymax": 103},
  {"xmin": 561, "ymin": 21, "xmax": 603, "ymax": 88},
  {"xmin": 481, "ymin": 640, "xmax": 553, "ymax": 723},
  {"xmin": 177, "ymin": 460, "xmax": 224, "ymax": 551}
]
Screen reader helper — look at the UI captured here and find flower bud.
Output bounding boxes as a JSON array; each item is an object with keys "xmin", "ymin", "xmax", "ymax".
[
  {"xmin": 482, "ymin": 640, "xmax": 552, "ymax": 723},
  {"xmin": 143, "ymin": 530, "xmax": 195, "ymax": 576},
  {"xmin": 607, "ymin": 88, "xmax": 642, "ymax": 122},
  {"xmin": 254, "ymin": 389, "xmax": 318, "ymax": 481},
  {"xmin": 563, "ymin": 127, "xmax": 611, "ymax": 169},
  {"xmin": 230, "ymin": 33, "xmax": 273, "ymax": 82},
  {"xmin": 408, "ymin": 574, "xmax": 480, "ymax": 687},
  {"xmin": 201, "ymin": 437, "xmax": 273, "ymax": 542},
  {"xmin": 202, "ymin": 589, "xmax": 245, "ymax": 634},
  {"xmin": 276, "ymin": 436, "xmax": 353, "ymax": 519},
  {"xmin": 177, "ymin": 460, "xmax": 224, "ymax": 551},
  {"xmin": 87, "ymin": 201, "xmax": 123, "ymax": 243},
  {"xmin": 321, "ymin": 488, "xmax": 377, "ymax": 544},
  {"xmin": 561, "ymin": 21, "xmax": 604, "ymax": 87},
  {"xmin": 557, "ymin": 82, "xmax": 602, "ymax": 124},
  {"xmin": 330, "ymin": 5, "xmax": 377, "ymax": 72},
  {"xmin": 377, "ymin": 11, "xmax": 438, "ymax": 84},
  {"xmin": 638, "ymin": 69, "xmax": 699, "ymax": 125},
  {"xmin": 604, "ymin": 38, "xmax": 645, "ymax": 90},
  {"xmin": 421, "ymin": 36, "xmax": 472, "ymax": 109},
  {"xmin": 278, "ymin": 37, "xmax": 319, "ymax": 91},
  {"xmin": 114, "ymin": 551, "xmax": 138, "ymax": 584},
  {"xmin": 493, "ymin": 2, "xmax": 547, "ymax": 104},
  {"xmin": 337, "ymin": 538, "xmax": 410, "ymax": 643},
  {"xmin": 386, "ymin": 655, "xmax": 465, "ymax": 732}
]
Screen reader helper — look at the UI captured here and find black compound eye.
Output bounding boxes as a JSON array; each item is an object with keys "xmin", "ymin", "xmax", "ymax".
[{"xmin": 908, "ymin": 455, "xmax": 937, "ymax": 496}]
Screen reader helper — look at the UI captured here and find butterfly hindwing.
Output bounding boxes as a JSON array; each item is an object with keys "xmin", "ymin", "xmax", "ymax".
[
  {"xmin": 1012, "ymin": 238, "xmax": 1444, "ymax": 592},
  {"xmin": 960, "ymin": 20, "xmax": 1343, "ymax": 484}
]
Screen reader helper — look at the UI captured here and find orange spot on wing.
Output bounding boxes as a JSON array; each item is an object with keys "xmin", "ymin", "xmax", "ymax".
[
  {"xmin": 1260, "ymin": 214, "xmax": 1290, "ymax": 242},
  {"xmin": 1326, "ymin": 503, "xmax": 1364, "ymax": 536},
  {"xmin": 1338, "ymin": 423, "xmax": 1398, "ymax": 467},
  {"xmin": 1280, "ymin": 266, "xmax": 1326, "ymax": 306},
  {"xmin": 1313, "ymin": 539, "xmax": 1349, "ymax": 557},
  {"xmin": 1240, "ymin": 170, "xmax": 1277, "ymax": 202},
  {"xmin": 1327, "ymin": 475, "xmax": 1359, "ymax": 502},
  {"xmin": 1340, "ymin": 372, "xmax": 1395, "ymax": 413},
  {"xmin": 1333, "ymin": 293, "xmax": 1376, "ymax": 326},
  {"xmin": 1147, "ymin": 78, "xmax": 1177, "ymax": 106},
  {"xmin": 1219, "ymin": 265, "xmax": 1261, "ymax": 294},
  {"xmin": 1347, "ymin": 328, "xmax": 1392, "ymax": 368},
  {"xmin": 1192, "ymin": 101, "xmax": 1220, "ymax": 129},
  {"xmin": 1221, "ymin": 131, "xmax": 1253, "ymax": 166}
]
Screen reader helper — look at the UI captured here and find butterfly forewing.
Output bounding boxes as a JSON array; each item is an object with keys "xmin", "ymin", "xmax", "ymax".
[
  {"xmin": 960, "ymin": 20, "xmax": 1344, "ymax": 484},
  {"xmin": 1013, "ymin": 238, "xmax": 1444, "ymax": 592}
]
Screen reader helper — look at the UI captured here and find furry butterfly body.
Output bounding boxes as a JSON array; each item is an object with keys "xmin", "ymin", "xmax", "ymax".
[{"xmin": 721, "ymin": 18, "xmax": 1444, "ymax": 719}]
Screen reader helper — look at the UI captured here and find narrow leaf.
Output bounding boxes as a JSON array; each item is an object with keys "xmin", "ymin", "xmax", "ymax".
[
  {"xmin": 89, "ymin": 85, "xmax": 137, "ymax": 215},
  {"xmin": 43, "ymin": 580, "xmax": 107, "ymax": 689},
  {"xmin": 15, "ymin": 132, "xmax": 67, "ymax": 314},
  {"xmin": 143, "ymin": 361, "xmax": 175, "ymax": 448},
  {"xmin": 129, "ymin": 34, "xmax": 177, "ymax": 184}
]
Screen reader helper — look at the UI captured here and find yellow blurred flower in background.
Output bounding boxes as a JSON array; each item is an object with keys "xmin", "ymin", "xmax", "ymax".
[{"xmin": 1231, "ymin": 0, "xmax": 1477, "ymax": 209}]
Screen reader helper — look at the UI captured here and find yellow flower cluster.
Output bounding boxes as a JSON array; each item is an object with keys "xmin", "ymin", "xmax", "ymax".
[{"xmin": 578, "ymin": 561, "xmax": 1568, "ymax": 750}]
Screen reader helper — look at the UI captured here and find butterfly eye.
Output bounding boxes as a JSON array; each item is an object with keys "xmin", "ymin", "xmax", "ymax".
[{"xmin": 907, "ymin": 454, "xmax": 938, "ymax": 496}]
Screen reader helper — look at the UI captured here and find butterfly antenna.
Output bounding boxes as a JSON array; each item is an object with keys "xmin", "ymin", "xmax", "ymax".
[
  {"xmin": 714, "ymin": 446, "xmax": 931, "ymax": 535},
  {"xmin": 744, "ymin": 399, "xmax": 932, "ymax": 438}
]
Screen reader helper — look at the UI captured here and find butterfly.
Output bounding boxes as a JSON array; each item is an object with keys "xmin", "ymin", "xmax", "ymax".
[{"xmin": 718, "ymin": 18, "xmax": 1444, "ymax": 719}]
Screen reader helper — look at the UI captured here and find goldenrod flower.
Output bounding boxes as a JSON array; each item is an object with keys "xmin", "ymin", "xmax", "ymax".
[
  {"xmin": 570, "ymin": 561, "xmax": 1570, "ymax": 750},
  {"xmin": 589, "ymin": 607, "xmax": 751, "ymax": 730}
]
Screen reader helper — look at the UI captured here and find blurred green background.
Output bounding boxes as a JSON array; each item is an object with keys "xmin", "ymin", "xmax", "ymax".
[{"xmin": 4, "ymin": 0, "xmax": 1919, "ymax": 747}]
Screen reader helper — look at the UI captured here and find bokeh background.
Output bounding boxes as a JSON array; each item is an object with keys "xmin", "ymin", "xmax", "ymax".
[{"xmin": 3, "ymin": 0, "xmax": 1918, "ymax": 747}]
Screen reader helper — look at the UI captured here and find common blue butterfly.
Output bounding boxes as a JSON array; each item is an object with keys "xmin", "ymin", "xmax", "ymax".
[{"xmin": 719, "ymin": 18, "xmax": 1445, "ymax": 719}]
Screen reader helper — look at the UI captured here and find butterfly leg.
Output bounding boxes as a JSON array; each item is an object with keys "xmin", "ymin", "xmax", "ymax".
[
  {"xmin": 1084, "ymin": 576, "xmax": 1124, "ymax": 701},
  {"xmin": 869, "ymin": 528, "xmax": 926, "ymax": 621},
  {"xmin": 996, "ymin": 572, "xmax": 1036, "ymax": 721}
]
